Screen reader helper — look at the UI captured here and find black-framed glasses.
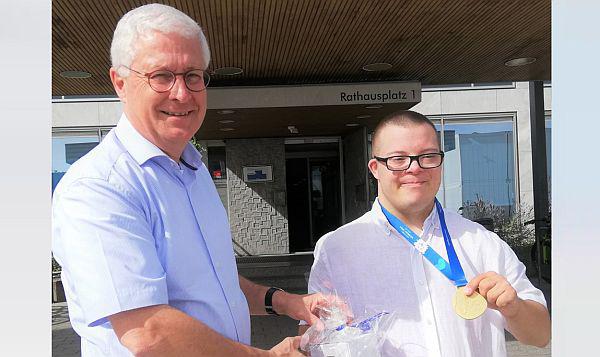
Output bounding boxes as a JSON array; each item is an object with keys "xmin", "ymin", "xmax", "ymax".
[
  {"xmin": 374, "ymin": 152, "xmax": 445, "ymax": 171},
  {"xmin": 123, "ymin": 66, "xmax": 210, "ymax": 93}
]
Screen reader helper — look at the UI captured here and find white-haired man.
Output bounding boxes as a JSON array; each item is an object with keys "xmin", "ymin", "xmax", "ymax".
[
  {"xmin": 301, "ymin": 110, "xmax": 550, "ymax": 356},
  {"xmin": 53, "ymin": 4, "xmax": 328, "ymax": 356}
]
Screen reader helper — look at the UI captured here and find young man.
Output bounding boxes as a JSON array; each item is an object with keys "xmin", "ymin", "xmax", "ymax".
[
  {"xmin": 53, "ymin": 4, "xmax": 326, "ymax": 356},
  {"xmin": 302, "ymin": 110, "xmax": 550, "ymax": 356}
]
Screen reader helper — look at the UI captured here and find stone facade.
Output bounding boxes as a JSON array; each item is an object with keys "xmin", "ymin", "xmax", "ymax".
[{"xmin": 226, "ymin": 138, "xmax": 288, "ymax": 254}]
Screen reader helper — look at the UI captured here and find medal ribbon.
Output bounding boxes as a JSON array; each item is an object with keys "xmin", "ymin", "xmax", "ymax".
[{"xmin": 380, "ymin": 198, "xmax": 468, "ymax": 287}]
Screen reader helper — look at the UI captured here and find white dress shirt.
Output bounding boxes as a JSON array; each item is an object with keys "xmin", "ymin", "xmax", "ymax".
[
  {"xmin": 307, "ymin": 199, "xmax": 546, "ymax": 357},
  {"xmin": 52, "ymin": 115, "xmax": 250, "ymax": 356}
]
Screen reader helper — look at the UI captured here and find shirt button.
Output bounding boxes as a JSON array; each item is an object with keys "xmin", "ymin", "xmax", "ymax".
[
  {"xmin": 231, "ymin": 301, "xmax": 237, "ymax": 308},
  {"xmin": 418, "ymin": 281, "xmax": 424, "ymax": 286},
  {"xmin": 427, "ymin": 320, "xmax": 432, "ymax": 325},
  {"xmin": 215, "ymin": 262, "xmax": 221, "ymax": 269}
]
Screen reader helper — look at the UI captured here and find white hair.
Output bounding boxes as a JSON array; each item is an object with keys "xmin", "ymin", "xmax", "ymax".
[{"xmin": 111, "ymin": 3, "xmax": 210, "ymax": 76}]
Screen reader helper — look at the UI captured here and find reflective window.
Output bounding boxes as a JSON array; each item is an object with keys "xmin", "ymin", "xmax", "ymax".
[
  {"xmin": 101, "ymin": 128, "xmax": 113, "ymax": 139},
  {"xmin": 437, "ymin": 118, "xmax": 516, "ymax": 217},
  {"xmin": 431, "ymin": 122, "xmax": 444, "ymax": 206},
  {"xmin": 52, "ymin": 131, "xmax": 100, "ymax": 193},
  {"xmin": 545, "ymin": 116, "xmax": 551, "ymax": 196}
]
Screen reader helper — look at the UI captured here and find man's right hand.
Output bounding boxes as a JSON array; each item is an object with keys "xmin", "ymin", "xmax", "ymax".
[
  {"xmin": 110, "ymin": 304, "xmax": 306, "ymax": 356},
  {"xmin": 269, "ymin": 336, "xmax": 304, "ymax": 356}
]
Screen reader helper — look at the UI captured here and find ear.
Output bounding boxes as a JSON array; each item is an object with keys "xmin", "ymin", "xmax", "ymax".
[
  {"xmin": 368, "ymin": 158, "xmax": 380, "ymax": 180},
  {"xmin": 110, "ymin": 67, "xmax": 127, "ymax": 103}
]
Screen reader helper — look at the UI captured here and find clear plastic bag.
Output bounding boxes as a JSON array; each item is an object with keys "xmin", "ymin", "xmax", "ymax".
[{"xmin": 300, "ymin": 303, "xmax": 395, "ymax": 357}]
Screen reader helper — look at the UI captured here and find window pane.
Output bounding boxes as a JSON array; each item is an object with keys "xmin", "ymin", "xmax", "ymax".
[
  {"xmin": 52, "ymin": 133, "xmax": 99, "ymax": 193},
  {"xmin": 207, "ymin": 146, "xmax": 227, "ymax": 180},
  {"xmin": 207, "ymin": 146, "xmax": 228, "ymax": 214},
  {"xmin": 441, "ymin": 120, "xmax": 515, "ymax": 217}
]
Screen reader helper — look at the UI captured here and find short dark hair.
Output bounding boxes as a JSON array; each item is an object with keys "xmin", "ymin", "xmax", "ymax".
[{"xmin": 371, "ymin": 110, "xmax": 439, "ymax": 153}]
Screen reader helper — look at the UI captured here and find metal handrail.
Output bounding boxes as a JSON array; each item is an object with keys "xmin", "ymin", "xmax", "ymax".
[{"xmin": 232, "ymin": 239, "xmax": 253, "ymax": 256}]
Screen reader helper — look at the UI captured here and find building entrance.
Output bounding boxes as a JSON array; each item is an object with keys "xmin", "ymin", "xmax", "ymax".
[{"xmin": 285, "ymin": 141, "xmax": 342, "ymax": 252}]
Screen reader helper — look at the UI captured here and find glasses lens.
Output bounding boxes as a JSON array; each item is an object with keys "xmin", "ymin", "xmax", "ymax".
[
  {"xmin": 185, "ymin": 70, "xmax": 209, "ymax": 92},
  {"xmin": 387, "ymin": 156, "xmax": 410, "ymax": 170},
  {"xmin": 419, "ymin": 153, "xmax": 443, "ymax": 168},
  {"xmin": 149, "ymin": 71, "xmax": 175, "ymax": 92}
]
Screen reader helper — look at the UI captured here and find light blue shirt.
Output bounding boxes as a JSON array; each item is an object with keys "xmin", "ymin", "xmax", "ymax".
[{"xmin": 52, "ymin": 115, "xmax": 250, "ymax": 356}]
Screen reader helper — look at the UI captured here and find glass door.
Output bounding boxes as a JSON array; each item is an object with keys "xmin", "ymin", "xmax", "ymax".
[{"xmin": 286, "ymin": 142, "xmax": 342, "ymax": 252}]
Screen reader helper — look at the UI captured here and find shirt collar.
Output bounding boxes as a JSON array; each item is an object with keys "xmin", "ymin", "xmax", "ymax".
[
  {"xmin": 423, "ymin": 204, "xmax": 440, "ymax": 232},
  {"xmin": 180, "ymin": 142, "xmax": 203, "ymax": 170},
  {"xmin": 371, "ymin": 198, "xmax": 440, "ymax": 233},
  {"xmin": 114, "ymin": 113, "xmax": 203, "ymax": 167}
]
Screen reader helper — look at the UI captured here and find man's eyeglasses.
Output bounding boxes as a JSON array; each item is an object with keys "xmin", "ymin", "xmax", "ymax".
[
  {"xmin": 123, "ymin": 66, "xmax": 210, "ymax": 93},
  {"xmin": 374, "ymin": 152, "xmax": 445, "ymax": 171}
]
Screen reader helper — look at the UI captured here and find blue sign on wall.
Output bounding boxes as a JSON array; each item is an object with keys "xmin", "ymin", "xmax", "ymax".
[{"xmin": 243, "ymin": 165, "xmax": 273, "ymax": 182}]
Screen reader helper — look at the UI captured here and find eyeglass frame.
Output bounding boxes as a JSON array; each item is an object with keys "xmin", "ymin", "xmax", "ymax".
[
  {"xmin": 122, "ymin": 66, "xmax": 211, "ymax": 93},
  {"xmin": 373, "ymin": 152, "xmax": 445, "ymax": 171}
]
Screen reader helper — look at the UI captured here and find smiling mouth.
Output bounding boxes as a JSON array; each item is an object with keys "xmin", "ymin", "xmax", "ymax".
[{"xmin": 161, "ymin": 110, "xmax": 193, "ymax": 116}]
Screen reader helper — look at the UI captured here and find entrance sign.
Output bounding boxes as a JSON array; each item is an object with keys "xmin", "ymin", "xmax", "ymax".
[
  {"xmin": 208, "ymin": 81, "xmax": 421, "ymax": 109},
  {"xmin": 339, "ymin": 89, "xmax": 418, "ymax": 104}
]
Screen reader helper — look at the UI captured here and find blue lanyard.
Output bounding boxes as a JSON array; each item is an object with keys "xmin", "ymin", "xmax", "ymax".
[{"xmin": 380, "ymin": 198, "xmax": 468, "ymax": 287}]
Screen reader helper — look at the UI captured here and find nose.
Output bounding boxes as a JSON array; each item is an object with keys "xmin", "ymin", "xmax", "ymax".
[
  {"xmin": 168, "ymin": 75, "xmax": 191, "ymax": 101},
  {"xmin": 404, "ymin": 157, "xmax": 422, "ymax": 174}
]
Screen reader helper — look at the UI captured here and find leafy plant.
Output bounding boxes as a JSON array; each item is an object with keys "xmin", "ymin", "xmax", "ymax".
[
  {"xmin": 462, "ymin": 195, "xmax": 535, "ymax": 249},
  {"xmin": 190, "ymin": 137, "xmax": 207, "ymax": 156}
]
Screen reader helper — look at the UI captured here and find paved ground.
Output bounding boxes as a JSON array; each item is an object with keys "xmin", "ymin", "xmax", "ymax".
[
  {"xmin": 53, "ymin": 278, "xmax": 551, "ymax": 356},
  {"xmin": 52, "ymin": 250, "xmax": 552, "ymax": 357},
  {"xmin": 52, "ymin": 303, "xmax": 80, "ymax": 357},
  {"xmin": 53, "ymin": 308, "xmax": 551, "ymax": 357}
]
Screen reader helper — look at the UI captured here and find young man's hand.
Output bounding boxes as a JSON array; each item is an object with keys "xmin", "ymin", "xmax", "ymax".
[{"xmin": 465, "ymin": 271, "xmax": 523, "ymax": 318}]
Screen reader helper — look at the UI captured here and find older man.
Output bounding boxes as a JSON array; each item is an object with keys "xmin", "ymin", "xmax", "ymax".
[
  {"xmin": 302, "ymin": 110, "xmax": 550, "ymax": 356},
  {"xmin": 52, "ymin": 4, "xmax": 325, "ymax": 356}
]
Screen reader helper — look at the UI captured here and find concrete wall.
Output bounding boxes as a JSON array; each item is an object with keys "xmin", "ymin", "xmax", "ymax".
[
  {"xmin": 53, "ymin": 101, "xmax": 122, "ymax": 127},
  {"xmin": 226, "ymin": 138, "xmax": 288, "ymax": 255}
]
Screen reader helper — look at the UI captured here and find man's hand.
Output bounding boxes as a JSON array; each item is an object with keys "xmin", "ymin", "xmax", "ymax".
[
  {"xmin": 464, "ymin": 271, "xmax": 523, "ymax": 318},
  {"xmin": 269, "ymin": 336, "xmax": 304, "ymax": 357},
  {"xmin": 109, "ymin": 304, "xmax": 296, "ymax": 356},
  {"xmin": 273, "ymin": 291, "xmax": 350, "ymax": 328}
]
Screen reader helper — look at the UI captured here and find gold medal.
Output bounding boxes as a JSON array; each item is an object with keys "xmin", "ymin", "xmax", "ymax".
[{"xmin": 452, "ymin": 286, "xmax": 487, "ymax": 320}]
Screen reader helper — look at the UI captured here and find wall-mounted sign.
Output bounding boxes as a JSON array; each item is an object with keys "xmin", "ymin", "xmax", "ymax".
[
  {"xmin": 339, "ymin": 88, "xmax": 418, "ymax": 104},
  {"xmin": 208, "ymin": 81, "xmax": 421, "ymax": 108},
  {"xmin": 243, "ymin": 165, "xmax": 273, "ymax": 183}
]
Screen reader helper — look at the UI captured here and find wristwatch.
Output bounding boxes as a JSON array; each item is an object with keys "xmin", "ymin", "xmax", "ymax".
[{"xmin": 265, "ymin": 287, "xmax": 284, "ymax": 315}]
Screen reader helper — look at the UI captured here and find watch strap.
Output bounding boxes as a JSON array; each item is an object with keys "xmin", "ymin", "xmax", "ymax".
[{"xmin": 265, "ymin": 287, "xmax": 284, "ymax": 315}]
